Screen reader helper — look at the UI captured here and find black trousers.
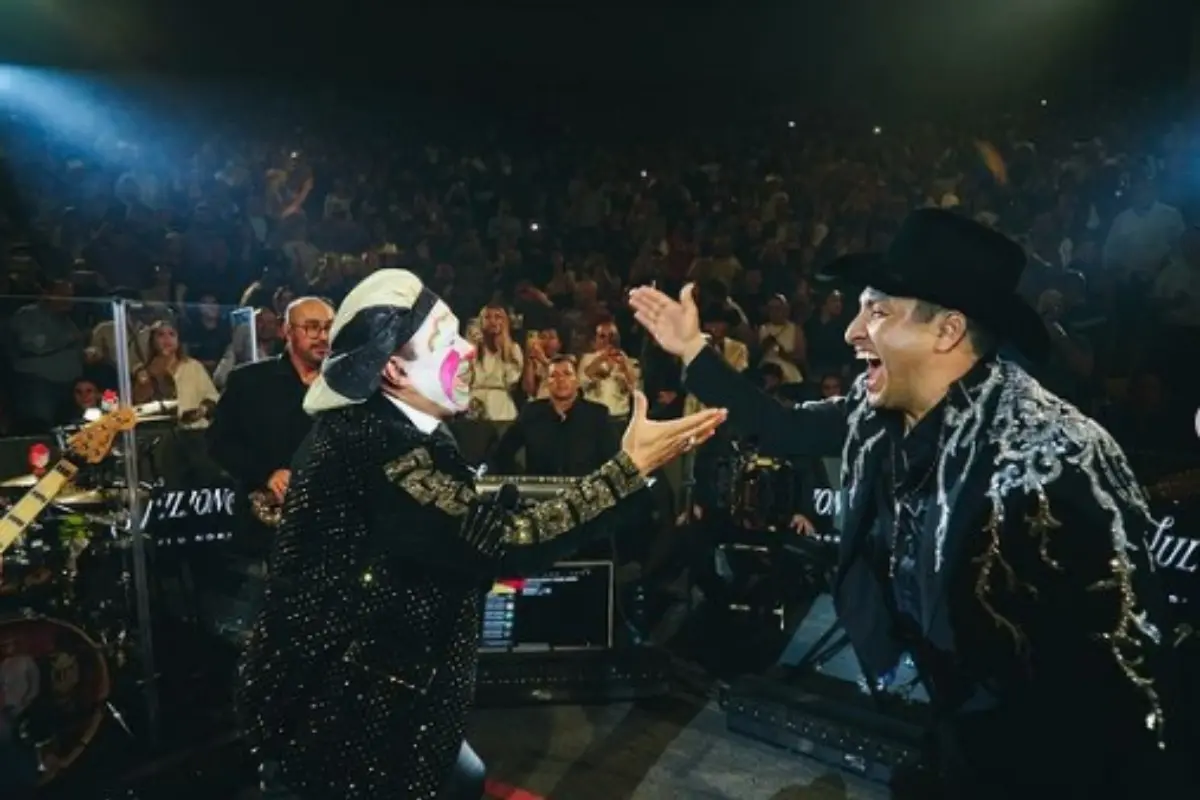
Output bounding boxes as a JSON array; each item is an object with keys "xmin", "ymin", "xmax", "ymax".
[{"xmin": 260, "ymin": 740, "xmax": 486, "ymax": 799}]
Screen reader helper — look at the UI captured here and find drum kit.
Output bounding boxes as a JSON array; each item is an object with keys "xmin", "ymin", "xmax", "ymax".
[
  {"xmin": 698, "ymin": 448, "xmax": 842, "ymax": 634},
  {"xmin": 0, "ymin": 403, "xmax": 177, "ymax": 788}
]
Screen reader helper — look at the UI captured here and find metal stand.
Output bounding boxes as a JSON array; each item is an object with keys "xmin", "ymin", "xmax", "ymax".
[
  {"xmin": 112, "ymin": 299, "xmax": 159, "ymax": 744},
  {"xmin": 787, "ymin": 617, "xmax": 852, "ymax": 675}
]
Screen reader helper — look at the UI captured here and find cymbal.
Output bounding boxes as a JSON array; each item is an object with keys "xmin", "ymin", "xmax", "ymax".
[
  {"xmin": 0, "ymin": 474, "xmax": 37, "ymax": 489},
  {"xmin": 0, "ymin": 476, "xmax": 147, "ymax": 506},
  {"xmin": 55, "ymin": 488, "xmax": 127, "ymax": 507}
]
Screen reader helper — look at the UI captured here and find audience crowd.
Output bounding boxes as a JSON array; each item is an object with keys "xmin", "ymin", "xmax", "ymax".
[{"xmin": 2, "ymin": 89, "xmax": 1200, "ymax": 476}]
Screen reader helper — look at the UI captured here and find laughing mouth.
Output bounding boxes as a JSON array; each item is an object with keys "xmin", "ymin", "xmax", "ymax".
[{"xmin": 857, "ymin": 351, "xmax": 884, "ymax": 391}]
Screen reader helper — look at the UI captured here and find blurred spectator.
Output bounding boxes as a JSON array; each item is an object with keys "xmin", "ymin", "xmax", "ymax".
[
  {"xmin": 182, "ymin": 293, "xmax": 232, "ymax": 374},
  {"xmin": 579, "ymin": 320, "xmax": 640, "ymax": 418},
  {"xmin": 88, "ymin": 287, "xmax": 152, "ymax": 368},
  {"xmin": 688, "ymin": 235, "xmax": 743, "ymax": 292},
  {"xmin": 1103, "ymin": 369, "xmax": 1193, "ymax": 455},
  {"xmin": 1032, "ymin": 287, "xmax": 1095, "ymax": 406},
  {"xmin": 804, "ymin": 289, "xmax": 853, "ymax": 379},
  {"xmin": 214, "ymin": 307, "xmax": 280, "ymax": 389},
  {"xmin": 757, "ymin": 294, "xmax": 805, "ymax": 384},
  {"xmin": 818, "ymin": 372, "xmax": 845, "ymax": 399},
  {"xmin": 521, "ymin": 328, "xmax": 563, "ymax": 399},
  {"xmin": 701, "ymin": 307, "xmax": 750, "ymax": 373},
  {"xmin": 5, "ymin": 280, "xmax": 83, "ymax": 430},
  {"xmin": 1150, "ymin": 225, "xmax": 1200, "ymax": 404},
  {"xmin": 1103, "ymin": 175, "xmax": 1185, "ymax": 283},
  {"xmin": 64, "ymin": 376, "xmax": 101, "ymax": 424},
  {"xmin": 134, "ymin": 320, "xmax": 219, "ymax": 429}
]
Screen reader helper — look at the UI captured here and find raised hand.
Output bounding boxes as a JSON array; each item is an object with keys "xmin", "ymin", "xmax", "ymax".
[
  {"xmin": 267, "ymin": 469, "xmax": 291, "ymax": 503},
  {"xmin": 620, "ymin": 391, "xmax": 726, "ymax": 476},
  {"xmin": 790, "ymin": 514, "xmax": 816, "ymax": 536},
  {"xmin": 628, "ymin": 283, "xmax": 705, "ymax": 362}
]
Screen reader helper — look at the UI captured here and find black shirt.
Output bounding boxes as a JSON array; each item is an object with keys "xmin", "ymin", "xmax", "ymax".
[
  {"xmin": 491, "ymin": 397, "xmax": 618, "ymax": 477},
  {"xmin": 207, "ymin": 354, "xmax": 313, "ymax": 490},
  {"xmin": 882, "ymin": 404, "xmax": 945, "ymax": 631},
  {"xmin": 869, "ymin": 359, "xmax": 999, "ymax": 712}
]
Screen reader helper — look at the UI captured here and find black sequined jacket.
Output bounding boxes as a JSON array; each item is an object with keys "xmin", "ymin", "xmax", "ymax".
[
  {"xmin": 685, "ymin": 349, "xmax": 1178, "ymax": 761},
  {"xmin": 237, "ymin": 395, "xmax": 646, "ymax": 799}
]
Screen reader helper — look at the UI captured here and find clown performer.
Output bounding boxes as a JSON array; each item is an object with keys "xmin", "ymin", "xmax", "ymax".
[{"xmin": 237, "ymin": 269, "xmax": 726, "ymax": 799}]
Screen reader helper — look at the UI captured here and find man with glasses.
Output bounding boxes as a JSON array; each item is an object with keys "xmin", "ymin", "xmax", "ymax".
[
  {"xmin": 205, "ymin": 298, "xmax": 336, "ymax": 646},
  {"xmin": 210, "ymin": 297, "xmax": 336, "ymax": 546}
]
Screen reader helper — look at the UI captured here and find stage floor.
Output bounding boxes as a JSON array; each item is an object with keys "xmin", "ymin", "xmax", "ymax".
[
  {"xmin": 84, "ymin": 690, "xmax": 1196, "ymax": 799},
  {"xmin": 466, "ymin": 696, "xmax": 885, "ymax": 800},
  {"xmin": 110, "ymin": 694, "xmax": 885, "ymax": 799}
]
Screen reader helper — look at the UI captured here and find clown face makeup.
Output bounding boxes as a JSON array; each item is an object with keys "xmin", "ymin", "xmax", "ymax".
[{"xmin": 400, "ymin": 301, "xmax": 475, "ymax": 412}]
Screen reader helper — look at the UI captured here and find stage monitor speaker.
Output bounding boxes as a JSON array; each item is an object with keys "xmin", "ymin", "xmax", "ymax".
[{"xmin": 723, "ymin": 593, "xmax": 929, "ymax": 784}]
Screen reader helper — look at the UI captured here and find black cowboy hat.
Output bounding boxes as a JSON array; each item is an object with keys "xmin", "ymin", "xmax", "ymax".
[{"xmin": 817, "ymin": 208, "xmax": 1049, "ymax": 362}]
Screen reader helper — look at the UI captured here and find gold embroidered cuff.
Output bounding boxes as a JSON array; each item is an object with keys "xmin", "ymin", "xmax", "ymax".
[
  {"xmin": 386, "ymin": 447, "xmax": 646, "ymax": 548},
  {"xmin": 503, "ymin": 452, "xmax": 646, "ymax": 546},
  {"xmin": 384, "ymin": 447, "xmax": 476, "ymax": 517}
]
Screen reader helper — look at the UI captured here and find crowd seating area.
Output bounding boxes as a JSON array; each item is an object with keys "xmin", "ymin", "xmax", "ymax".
[{"xmin": 2, "ymin": 86, "xmax": 1199, "ymax": 465}]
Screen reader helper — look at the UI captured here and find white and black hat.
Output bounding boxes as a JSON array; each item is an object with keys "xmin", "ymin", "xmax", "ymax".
[{"xmin": 303, "ymin": 269, "xmax": 440, "ymax": 415}]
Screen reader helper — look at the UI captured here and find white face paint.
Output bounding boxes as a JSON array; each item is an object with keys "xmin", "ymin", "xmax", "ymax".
[{"xmin": 400, "ymin": 300, "xmax": 475, "ymax": 412}]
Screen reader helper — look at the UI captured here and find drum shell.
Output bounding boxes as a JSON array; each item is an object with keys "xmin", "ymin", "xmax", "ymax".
[
  {"xmin": 0, "ymin": 614, "xmax": 111, "ymax": 786},
  {"xmin": 0, "ymin": 515, "xmax": 91, "ymax": 609}
]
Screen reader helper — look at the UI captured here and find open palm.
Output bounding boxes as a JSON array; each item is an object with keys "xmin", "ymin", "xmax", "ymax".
[
  {"xmin": 628, "ymin": 284, "xmax": 701, "ymax": 358},
  {"xmin": 620, "ymin": 391, "xmax": 725, "ymax": 476}
]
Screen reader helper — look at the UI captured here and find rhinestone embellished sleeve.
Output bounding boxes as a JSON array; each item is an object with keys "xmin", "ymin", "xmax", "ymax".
[
  {"xmin": 385, "ymin": 449, "xmax": 646, "ymax": 549},
  {"xmin": 975, "ymin": 364, "xmax": 1169, "ymax": 748}
]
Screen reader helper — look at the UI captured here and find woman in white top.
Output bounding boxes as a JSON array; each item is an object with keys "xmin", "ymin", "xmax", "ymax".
[
  {"xmin": 467, "ymin": 305, "xmax": 522, "ymax": 422},
  {"xmin": 135, "ymin": 320, "xmax": 220, "ymax": 430},
  {"xmin": 757, "ymin": 294, "xmax": 805, "ymax": 384}
]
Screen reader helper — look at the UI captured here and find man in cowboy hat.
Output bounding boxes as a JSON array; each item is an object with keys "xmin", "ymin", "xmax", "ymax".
[
  {"xmin": 238, "ymin": 269, "xmax": 726, "ymax": 800},
  {"xmin": 631, "ymin": 209, "xmax": 1183, "ymax": 797}
]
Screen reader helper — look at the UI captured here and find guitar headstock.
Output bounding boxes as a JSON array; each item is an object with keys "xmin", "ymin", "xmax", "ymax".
[{"xmin": 65, "ymin": 409, "xmax": 138, "ymax": 464}]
